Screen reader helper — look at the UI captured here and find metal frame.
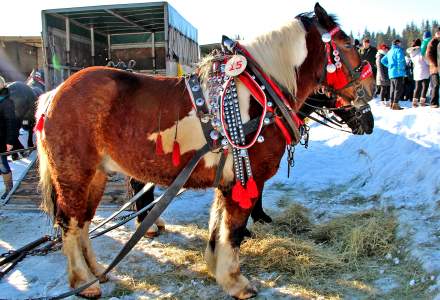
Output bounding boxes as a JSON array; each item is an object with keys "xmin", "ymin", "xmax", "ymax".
[{"xmin": 0, "ymin": 151, "xmax": 37, "ymax": 207}]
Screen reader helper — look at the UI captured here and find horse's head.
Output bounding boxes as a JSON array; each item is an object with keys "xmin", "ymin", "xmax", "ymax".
[
  {"xmin": 301, "ymin": 93, "xmax": 373, "ymax": 135},
  {"xmin": 296, "ymin": 3, "xmax": 375, "ymax": 133}
]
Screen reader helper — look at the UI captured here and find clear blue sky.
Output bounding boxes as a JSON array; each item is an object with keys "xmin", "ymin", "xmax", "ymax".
[{"xmin": 0, "ymin": 0, "xmax": 437, "ymax": 44}]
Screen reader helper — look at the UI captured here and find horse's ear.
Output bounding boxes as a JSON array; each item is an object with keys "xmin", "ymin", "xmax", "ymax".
[{"xmin": 314, "ymin": 3, "xmax": 330, "ymax": 24}]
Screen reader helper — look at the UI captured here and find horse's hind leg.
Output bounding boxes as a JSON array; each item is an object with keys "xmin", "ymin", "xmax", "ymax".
[
  {"xmin": 80, "ymin": 170, "xmax": 108, "ymax": 282},
  {"xmin": 207, "ymin": 188, "xmax": 258, "ymax": 299},
  {"xmin": 56, "ymin": 170, "xmax": 104, "ymax": 297},
  {"xmin": 61, "ymin": 217, "xmax": 102, "ymax": 298}
]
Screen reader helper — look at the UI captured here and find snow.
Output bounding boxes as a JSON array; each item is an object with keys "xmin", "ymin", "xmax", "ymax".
[{"xmin": 1, "ymin": 98, "xmax": 440, "ymax": 298}]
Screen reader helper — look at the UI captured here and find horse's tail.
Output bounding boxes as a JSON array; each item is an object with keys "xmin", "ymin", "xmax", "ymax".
[
  {"xmin": 36, "ymin": 89, "xmax": 58, "ymax": 221},
  {"xmin": 38, "ymin": 137, "xmax": 55, "ymax": 220}
]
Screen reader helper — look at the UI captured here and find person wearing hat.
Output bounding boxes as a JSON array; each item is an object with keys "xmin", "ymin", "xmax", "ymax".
[
  {"xmin": 359, "ymin": 38, "xmax": 378, "ymax": 78},
  {"xmin": 0, "ymin": 75, "xmax": 16, "ymax": 199},
  {"xmin": 426, "ymin": 28, "xmax": 439, "ymax": 108},
  {"xmin": 376, "ymin": 43, "xmax": 391, "ymax": 105},
  {"xmin": 421, "ymin": 30, "xmax": 432, "ymax": 57},
  {"xmin": 381, "ymin": 39, "xmax": 407, "ymax": 110}
]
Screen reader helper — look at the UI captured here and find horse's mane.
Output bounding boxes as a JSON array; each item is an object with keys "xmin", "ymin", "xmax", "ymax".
[
  {"xmin": 240, "ymin": 19, "xmax": 307, "ymax": 98},
  {"xmin": 197, "ymin": 19, "xmax": 308, "ymax": 99}
]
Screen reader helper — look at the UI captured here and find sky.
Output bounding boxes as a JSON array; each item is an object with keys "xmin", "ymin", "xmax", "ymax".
[{"xmin": 0, "ymin": 0, "xmax": 438, "ymax": 44}]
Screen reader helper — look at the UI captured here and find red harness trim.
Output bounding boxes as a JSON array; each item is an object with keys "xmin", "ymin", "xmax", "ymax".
[
  {"xmin": 235, "ymin": 44, "xmax": 303, "ymax": 145},
  {"xmin": 238, "ymin": 71, "xmax": 294, "ymax": 145}
]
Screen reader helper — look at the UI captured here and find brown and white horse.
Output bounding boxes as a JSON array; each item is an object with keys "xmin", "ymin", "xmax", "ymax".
[{"xmin": 36, "ymin": 4, "xmax": 375, "ymax": 299}]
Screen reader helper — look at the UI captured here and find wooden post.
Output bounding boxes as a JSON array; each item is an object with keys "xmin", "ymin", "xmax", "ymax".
[
  {"xmin": 152, "ymin": 32, "xmax": 156, "ymax": 73},
  {"xmin": 91, "ymin": 26, "xmax": 95, "ymax": 66},
  {"xmin": 41, "ymin": 12, "xmax": 51, "ymax": 89},
  {"xmin": 164, "ymin": 3, "xmax": 169, "ymax": 75},
  {"xmin": 107, "ymin": 34, "xmax": 111, "ymax": 61},
  {"xmin": 65, "ymin": 17, "xmax": 71, "ymax": 77}
]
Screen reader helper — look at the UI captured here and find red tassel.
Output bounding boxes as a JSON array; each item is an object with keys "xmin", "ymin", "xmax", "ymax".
[
  {"xmin": 34, "ymin": 114, "xmax": 45, "ymax": 132},
  {"xmin": 172, "ymin": 141, "xmax": 181, "ymax": 167},
  {"xmin": 155, "ymin": 134, "xmax": 164, "ymax": 155},
  {"xmin": 246, "ymin": 177, "xmax": 259, "ymax": 198},
  {"xmin": 232, "ymin": 180, "xmax": 252, "ymax": 209}
]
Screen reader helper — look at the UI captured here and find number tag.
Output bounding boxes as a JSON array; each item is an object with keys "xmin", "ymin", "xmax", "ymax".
[{"xmin": 225, "ymin": 55, "xmax": 247, "ymax": 77}]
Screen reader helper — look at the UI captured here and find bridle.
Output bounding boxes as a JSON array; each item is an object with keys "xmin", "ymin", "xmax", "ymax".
[{"xmin": 314, "ymin": 23, "xmax": 373, "ymax": 107}]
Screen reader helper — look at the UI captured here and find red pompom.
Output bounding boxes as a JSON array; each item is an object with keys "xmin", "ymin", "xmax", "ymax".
[
  {"xmin": 172, "ymin": 140, "xmax": 181, "ymax": 167},
  {"xmin": 232, "ymin": 180, "xmax": 252, "ymax": 209},
  {"xmin": 34, "ymin": 114, "xmax": 45, "ymax": 132},
  {"xmin": 326, "ymin": 68, "xmax": 349, "ymax": 90},
  {"xmin": 155, "ymin": 133, "xmax": 164, "ymax": 155},
  {"xmin": 246, "ymin": 177, "xmax": 259, "ymax": 198}
]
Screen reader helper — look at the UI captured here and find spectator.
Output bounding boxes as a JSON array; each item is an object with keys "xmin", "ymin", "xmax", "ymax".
[
  {"xmin": 404, "ymin": 55, "xmax": 415, "ymax": 101},
  {"xmin": 381, "ymin": 39, "xmax": 407, "ymax": 110},
  {"xmin": 354, "ymin": 39, "xmax": 361, "ymax": 52},
  {"xmin": 0, "ymin": 76, "xmax": 16, "ymax": 199},
  {"xmin": 359, "ymin": 38, "xmax": 378, "ymax": 77},
  {"xmin": 426, "ymin": 28, "xmax": 439, "ymax": 108},
  {"xmin": 421, "ymin": 31, "xmax": 432, "ymax": 57},
  {"xmin": 376, "ymin": 44, "xmax": 391, "ymax": 105},
  {"xmin": 406, "ymin": 39, "xmax": 430, "ymax": 107}
]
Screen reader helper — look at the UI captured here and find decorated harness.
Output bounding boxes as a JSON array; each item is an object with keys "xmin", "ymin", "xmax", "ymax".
[
  {"xmin": 177, "ymin": 27, "xmax": 373, "ymax": 209},
  {"xmin": 178, "ymin": 36, "xmax": 307, "ymax": 209}
]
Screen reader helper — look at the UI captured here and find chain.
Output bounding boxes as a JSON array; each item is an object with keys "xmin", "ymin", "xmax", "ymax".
[
  {"xmin": 286, "ymin": 145, "xmax": 295, "ymax": 178},
  {"xmin": 299, "ymin": 124, "xmax": 310, "ymax": 149}
]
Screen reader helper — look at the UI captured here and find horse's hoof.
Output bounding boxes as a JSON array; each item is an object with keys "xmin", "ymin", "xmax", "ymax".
[
  {"xmin": 77, "ymin": 284, "xmax": 101, "ymax": 299},
  {"xmin": 155, "ymin": 217, "xmax": 166, "ymax": 232},
  {"xmin": 252, "ymin": 213, "xmax": 272, "ymax": 224},
  {"xmin": 97, "ymin": 273, "xmax": 109, "ymax": 283},
  {"xmin": 233, "ymin": 285, "xmax": 258, "ymax": 299},
  {"xmin": 145, "ymin": 223, "xmax": 159, "ymax": 238}
]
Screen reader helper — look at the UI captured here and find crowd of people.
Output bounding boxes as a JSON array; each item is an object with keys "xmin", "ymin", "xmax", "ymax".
[{"xmin": 357, "ymin": 28, "xmax": 440, "ymax": 110}]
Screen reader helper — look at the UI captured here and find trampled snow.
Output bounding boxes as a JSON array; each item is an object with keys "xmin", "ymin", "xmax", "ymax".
[{"xmin": 0, "ymin": 98, "xmax": 439, "ymax": 299}]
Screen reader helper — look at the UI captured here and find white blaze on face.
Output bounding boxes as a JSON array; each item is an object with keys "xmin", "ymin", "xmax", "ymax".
[{"xmin": 148, "ymin": 80, "xmax": 252, "ymax": 183}]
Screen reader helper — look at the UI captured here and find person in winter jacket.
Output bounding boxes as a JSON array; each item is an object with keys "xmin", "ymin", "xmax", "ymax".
[
  {"xmin": 359, "ymin": 38, "xmax": 378, "ymax": 78},
  {"xmin": 0, "ymin": 76, "xmax": 16, "ymax": 199},
  {"xmin": 426, "ymin": 28, "xmax": 439, "ymax": 108},
  {"xmin": 421, "ymin": 31, "xmax": 432, "ymax": 57},
  {"xmin": 381, "ymin": 39, "xmax": 407, "ymax": 110},
  {"xmin": 376, "ymin": 44, "xmax": 390, "ymax": 104},
  {"xmin": 406, "ymin": 39, "xmax": 430, "ymax": 107}
]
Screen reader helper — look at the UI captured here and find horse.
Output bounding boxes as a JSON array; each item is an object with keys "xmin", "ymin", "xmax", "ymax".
[
  {"xmin": 131, "ymin": 91, "xmax": 375, "ymax": 237},
  {"xmin": 36, "ymin": 4, "xmax": 375, "ymax": 299},
  {"xmin": 7, "ymin": 69, "xmax": 45, "ymax": 150}
]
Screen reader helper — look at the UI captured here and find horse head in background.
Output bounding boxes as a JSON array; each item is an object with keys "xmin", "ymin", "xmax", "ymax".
[{"xmin": 35, "ymin": 3, "xmax": 375, "ymax": 299}]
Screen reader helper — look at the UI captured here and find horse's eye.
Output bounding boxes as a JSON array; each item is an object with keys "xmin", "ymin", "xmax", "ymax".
[{"xmin": 344, "ymin": 43, "xmax": 353, "ymax": 49}]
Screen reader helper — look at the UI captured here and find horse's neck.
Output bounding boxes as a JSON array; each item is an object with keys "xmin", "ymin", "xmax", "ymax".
[{"xmin": 241, "ymin": 19, "xmax": 308, "ymax": 98}]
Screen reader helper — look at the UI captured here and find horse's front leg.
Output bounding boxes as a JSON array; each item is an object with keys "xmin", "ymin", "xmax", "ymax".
[{"xmin": 207, "ymin": 187, "xmax": 259, "ymax": 299}]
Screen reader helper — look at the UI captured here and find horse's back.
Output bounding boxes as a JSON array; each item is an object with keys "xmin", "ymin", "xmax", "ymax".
[{"xmin": 7, "ymin": 81, "xmax": 36, "ymax": 120}]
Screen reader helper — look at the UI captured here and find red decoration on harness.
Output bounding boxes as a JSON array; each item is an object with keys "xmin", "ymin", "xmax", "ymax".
[
  {"xmin": 155, "ymin": 134, "xmax": 164, "ymax": 155},
  {"xmin": 172, "ymin": 141, "xmax": 181, "ymax": 167},
  {"xmin": 360, "ymin": 62, "xmax": 373, "ymax": 80},
  {"xmin": 34, "ymin": 114, "xmax": 45, "ymax": 132},
  {"xmin": 246, "ymin": 176, "xmax": 259, "ymax": 199},
  {"xmin": 232, "ymin": 180, "xmax": 252, "ymax": 209},
  {"xmin": 326, "ymin": 67, "xmax": 349, "ymax": 90},
  {"xmin": 335, "ymin": 97, "xmax": 345, "ymax": 108}
]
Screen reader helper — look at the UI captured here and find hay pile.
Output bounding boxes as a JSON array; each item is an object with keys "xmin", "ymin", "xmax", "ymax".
[
  {"xmin": 310, "ymin": 210, "xmax": 397, "ymax": 261},
  {"xmin": 241, "ymin": 204, "xmax": 397, "ymax": 288}
]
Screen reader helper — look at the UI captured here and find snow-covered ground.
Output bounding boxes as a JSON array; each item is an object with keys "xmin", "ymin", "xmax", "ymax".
[{"xmin": 0, "ymin": 98, "xmax": 439, "ymax": 299}]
